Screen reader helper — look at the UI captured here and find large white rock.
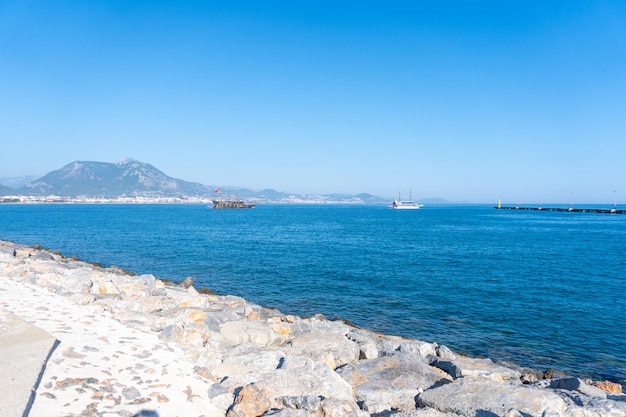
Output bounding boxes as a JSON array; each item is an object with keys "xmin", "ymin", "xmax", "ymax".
[
  {"xmin": 272, "ymin": 396, "xmax": 369, "ymax": 417},
  {"xmin": 91, "ymin": 272, "xmax": 156, "ymax": 298},
  {"xmin": 220, "ymin": 320, "xmax": 284, "ymax": 346},
  {"xmin": 159, "ymin": 320, "xmax": 216, "ymax": 349},
  {"xmin": 201, "ymin": 306, "xmax": 247, "ymax": 331},
  {"xmin": 288, "ymin": 315, "xmax": 353, "ymax": 338},
  {"xmin": 319, "ymin": 397, "xmax": 370, "ymax": 417},
  {"xmin": 207, "ymin": 343, "xmax": 286, "ymax": 381},
  {"xmin": 431, "ymin": 356, "xmax": 522, "ymax": 381},
  {"xmin": 417, "ymin": 376, "xmax": 570, "ymax": 417},
  {"xmin": 385, "ymin": 409, "xmax": 462, "ymax": 417},
  {"xmin": 337, "ymin": 356, "xmax": 452, "ymax": 413},
  {"xmin": 381, "ymin": 338, "xmax": 440, "ymax": 359},
  {"xmin": 227, "ymin": 382, "xmax": 273, "ymax": 417},
  {"xmin": 250, "ymin": 356, "xmax": 355, "ymax": 409},
  {"xmin": 533, "ymin": 377, "xmax": 607, "ymax": 399},
  {"xmin": 286, "ymin": 332, "xmax": 360, "ymax": 369},
  {"xmin": 557, "ymin": 393, "xmax": 626, "ymax": 417},
  {"xmin": 262, "ymin": 409, "xmax": 314, "ymax": 417},
  {"xmin": 347, "ymin": 328, "xmax": 385, "ymax": 359},
  {"xmin": 161, "ymin": 285, "xmax": 209, "ymax": 308},
  {"xmin": 11, "ymin": 261, "xmax": 94, "ymax": 295}
]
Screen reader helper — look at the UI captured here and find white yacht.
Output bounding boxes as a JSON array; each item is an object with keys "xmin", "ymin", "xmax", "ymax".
[{"xmin": 391, "ymin": 190, "xmax": 423, "ymax": 210}]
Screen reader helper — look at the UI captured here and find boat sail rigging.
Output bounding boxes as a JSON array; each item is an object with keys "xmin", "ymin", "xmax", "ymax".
[
  {"xmin": 390, "ymin": 189, "xmax": 423, "ymax": 210},
  {"xmin": 212, "ymin": 189, "xmax": 255, "ymax": 209}
]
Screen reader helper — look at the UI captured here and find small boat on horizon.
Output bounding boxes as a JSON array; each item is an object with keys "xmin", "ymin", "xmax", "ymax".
[
  {"xmin": 211, "ymin": 189, "xmax": 255, "ymax": 209},
  {"xmin": 390, "ymin": 189, "xmax": 423, "ymax": 210}
]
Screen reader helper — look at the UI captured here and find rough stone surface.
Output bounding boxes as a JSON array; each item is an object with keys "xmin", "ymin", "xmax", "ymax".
[
  {"xmin": 220, "ymin": 319, "xmax": 284, "ymax": 346},
  {"xmin": 383, "ymin": 409, "xmax": 461, "ymax": 417},
  {"xmin": 588, "ymin": 379, "xmax": 623, "ymax": 394},
  {"xmin": 347, "ymin": 328, "xmax": 384, "ymax": 359},
  {"xmin": 260, "ymin": 356, "xmax": 356, "ymax": 406},
  {"xmin": 534, "ymin": 377, "xmax": 608, "ymax": 399},
  {"xmin": 207, "ymin": 342, "xmax": 286, "ymax": 377},
  {"xmin": 431, "ymin": 356, "xmax": 522, "ymax": 381},
  {"xmin": 419, "ymin": 377, "xmax": 553, "ymax": 416},
  {"xmin": 558, "ymin": 391, "xmax": 626, "ymax": 417},
  {"xmin": 337, "ymin": 356, "xmax": 452, "ymax": 413},
  {"xmin": 227, "ymin": 383, "xmax": 272, "ymax": 417},
  {"xmin": 382, "ymin": 338, "xmax": 440, "ymax": 359},
  {"xmin": 287, "ymin": 331, "xmax": 360, "ymax": 369}
]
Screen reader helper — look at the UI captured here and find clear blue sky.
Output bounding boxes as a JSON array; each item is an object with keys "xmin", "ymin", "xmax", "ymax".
[{"xmin": 1, "ymin": 1, "xmax": 625, "ymax": 203}]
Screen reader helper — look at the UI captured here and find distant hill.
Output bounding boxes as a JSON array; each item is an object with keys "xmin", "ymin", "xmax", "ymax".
[
  {"xmin": 9, "ymin": 159, "xmax": 392, "ymax": 203},
  {"xmin": 354, "ymin": 193, "xmax": 387, "ymax": 203},
  {"xmin": 421, "ymin": 197, "xmax": 453, "ymax": 205},
  {"xmin": 420, "ymin": 197, "xmax": 475, "ymax": 205},
  {"xmin": 253, "ymin": 189, "xmax": 291, "ymax": 199},
  {"xmin": 0, "ymin": 184, "xmax": 16, "ymax": 196},
  {"xmin": 18, "ymin": 159, "xmax": 211, "ymax": 197},
  {"xmin": 0, "ymin": 175, "xmax": 39, "ymax": 188}
]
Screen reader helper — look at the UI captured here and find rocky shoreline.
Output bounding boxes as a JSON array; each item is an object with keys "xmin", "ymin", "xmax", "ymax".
[{"xmin": 1, "ymin": 239, "xmax": 624, "ymax": 417}]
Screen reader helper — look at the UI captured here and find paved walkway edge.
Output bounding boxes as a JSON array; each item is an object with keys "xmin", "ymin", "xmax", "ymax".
[{"xmin": 0, "ymin": 307, "xmax": 58, "ymax": 417}]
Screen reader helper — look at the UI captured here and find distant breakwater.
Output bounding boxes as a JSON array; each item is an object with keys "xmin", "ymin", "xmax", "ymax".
[{"xmin": 495, "ymin": 205, "xmax": 626, "ymax": 214}]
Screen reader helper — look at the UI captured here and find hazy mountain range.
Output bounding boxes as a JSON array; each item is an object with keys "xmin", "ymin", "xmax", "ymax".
[
  {"xmin": 0, "ymin": 159, "xmax": 394, "ymax": 203},
  {"xmin": 15, "ymin": 159, "xmax": 209, "ymax": 198},
  {"xmin": 0, "ymin": 183, "xmax": 15, "ymax": 196}
]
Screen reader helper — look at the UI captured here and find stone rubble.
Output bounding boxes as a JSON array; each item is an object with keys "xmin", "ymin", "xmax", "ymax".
[{"xmin": 1, "ymin": 239, "xmax": 625, "ymax": 417}]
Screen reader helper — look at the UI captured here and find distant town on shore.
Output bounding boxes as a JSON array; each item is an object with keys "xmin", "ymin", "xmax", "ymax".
[{"xmin": 0, "ymin": 159, "xmax": 449, "ymax": 205}]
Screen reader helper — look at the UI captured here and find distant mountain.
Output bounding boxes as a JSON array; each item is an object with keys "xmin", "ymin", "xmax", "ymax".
[
  {"xmin": 218, "ymin": 189, "xmax": 388, "ymax": 204},
  {"xmin": 18, "ymin": 159, "xmax": 211, "ymax": 197},
  {"xmin": 0, "ymin": 175, "xmax": 39, "ymax": 188},
  {"xmin": 9, "ymin": 159, "xmax": 393, "ymax": 203},
  {"xmin": 212, "ymin": 188, "xmax": 287, "ymax": 200},
  {"xmin": 421, "ymin": 197, "xmax": 453, "ymax": 205},
  {"xmin": 0, "ymin": 184, "xmax": 16, "ymax": 196},
  {"xmin": 253, "ymin": 189, "xmax": 291, "ymax": 199},
  {"xmin": 420, "ymin": 197, "xmax": 473, "ymax": 205},
  {"xmin": 354, "ymin": 193, "xmax": 388, "ymax": 203}
]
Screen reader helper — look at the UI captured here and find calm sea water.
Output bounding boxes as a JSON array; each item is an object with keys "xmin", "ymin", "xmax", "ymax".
[{"xmin": 1, "ymin": 203, "xmax": 624, "ymax": 384}]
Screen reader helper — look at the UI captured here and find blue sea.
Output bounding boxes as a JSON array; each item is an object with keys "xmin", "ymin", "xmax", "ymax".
[{"xmin": 1, "ymin": 203, "xmax": 624, "ymax": 385}]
